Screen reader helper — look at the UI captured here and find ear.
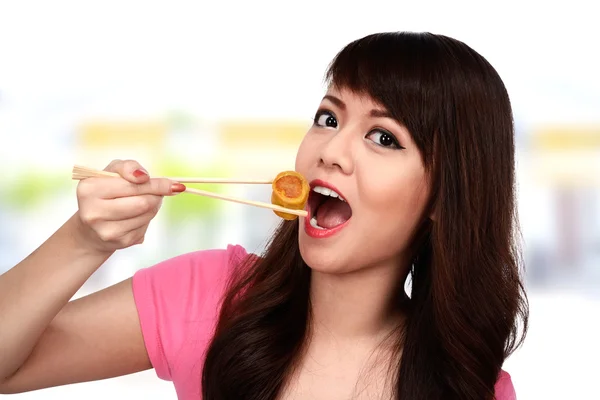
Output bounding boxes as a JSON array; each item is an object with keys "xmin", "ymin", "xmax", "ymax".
[{"xmin": 428, "ymin": 207, "xmax": 437, "ymax": 222}]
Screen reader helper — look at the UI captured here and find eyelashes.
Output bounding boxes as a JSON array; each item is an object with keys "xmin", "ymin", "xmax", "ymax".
[
  {"xmin": 312, "ymin": 109, "xmax": 404, "ymax": 150},
  {"xmin": 366, "ymin": 129, "xmax": 404, "ymax": 149},
  {"xmin": 313, "ymin": 109, "xmax": 338, "ymax": 128}
]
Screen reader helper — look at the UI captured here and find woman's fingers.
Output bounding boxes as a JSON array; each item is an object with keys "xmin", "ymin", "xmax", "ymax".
[
  {"xmin": 74, "ymin": 158, "xmax": 185, "ymax": 253},
  {"xmin": 79, "ymin": 195, "xmax": 163, "ymax": 223},
  {"xmin": 77, "ymin": 176, "xmax": 185, "ymax": 200},
  {"xmin": 104, "ymin": 159, "xmax": 151, "ymax": 184},
  {"xmin": 90, "ymin": 211, "xmax": 158, "ymax": 247}
]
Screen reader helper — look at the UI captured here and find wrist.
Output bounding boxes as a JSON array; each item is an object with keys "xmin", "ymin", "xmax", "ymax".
[{"xmin": 64, "ymin": 212, "xmax": 115, "ymax": 259}]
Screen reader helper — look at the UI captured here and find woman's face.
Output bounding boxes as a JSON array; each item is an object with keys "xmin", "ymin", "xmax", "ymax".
[{"xmin": 295, "ymin": 87, "xmax": 431, "ymax": 274}]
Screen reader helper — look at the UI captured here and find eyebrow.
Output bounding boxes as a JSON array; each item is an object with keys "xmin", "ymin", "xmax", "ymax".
[
  {"xmin": 369, "ymin": 109, "xmax": 393, "ymax": 119},
  {"xmin": 323, "ymin": 95, "xmax": 346, "ymax": 110},
  {"xmin": 322, "ymin": 94, "xmax": 393, "ymax": 119}
]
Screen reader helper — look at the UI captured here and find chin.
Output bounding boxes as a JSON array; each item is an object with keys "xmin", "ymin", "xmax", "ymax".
[{"xmin": 298, "ymin": 231, "xmax": 354, "ymax": 274}]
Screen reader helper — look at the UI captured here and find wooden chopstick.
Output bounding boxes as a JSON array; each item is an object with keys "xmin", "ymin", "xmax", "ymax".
[
  {"xmin": 72, "ymin": 165, "xmax": 273, "ymax": 184},
  {"xmin": 72, "ymin": 165, "xmax": 307, "ymax": 217},
  {"xmin": 183, "ymin": 187, "xmax": 307, "ymax": 217},
  {"xmin": 166, "ymin": 177, "xmax": 273, "ymax": 184}
]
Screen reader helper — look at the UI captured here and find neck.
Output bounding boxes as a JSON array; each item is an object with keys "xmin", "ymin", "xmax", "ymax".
[{"xmin": 308, "ymin": 260, "xmax": 409, "ymax": 341}]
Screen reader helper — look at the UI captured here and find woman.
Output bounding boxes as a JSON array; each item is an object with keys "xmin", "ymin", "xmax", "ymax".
[{"xmin": 0, "ymin": 32, "xmax": 528, "ymax": 399}]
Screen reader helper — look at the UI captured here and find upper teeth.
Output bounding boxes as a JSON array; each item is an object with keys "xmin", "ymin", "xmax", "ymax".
[{"xmin": 312, "ymin": 186, "xmax": 346, "ymax": 202}]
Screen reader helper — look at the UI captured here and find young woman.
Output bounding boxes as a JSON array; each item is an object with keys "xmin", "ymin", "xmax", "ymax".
[{"xmin": 0, "ymin": 31, "xmax": 528, "ymax": 399}]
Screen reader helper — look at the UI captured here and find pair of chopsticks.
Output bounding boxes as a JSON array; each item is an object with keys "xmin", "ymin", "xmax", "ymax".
[{"xmin": 72, "ymin": 165, "xmax": 307, "ymax": 217}]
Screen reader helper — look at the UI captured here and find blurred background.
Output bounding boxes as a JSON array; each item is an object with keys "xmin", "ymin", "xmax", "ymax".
[{"xmin": 0, "ymin": 0, "xmax": 598, "ymax": 398}]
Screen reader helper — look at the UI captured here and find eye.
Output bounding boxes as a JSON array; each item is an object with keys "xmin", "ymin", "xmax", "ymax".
[
  {"xmin": 366, "ymin": 129, "xmax": 404, "ymax": 149},
  {"xmin": 313, "ymin": 110, "xmax": 338, "ymax": 129}
]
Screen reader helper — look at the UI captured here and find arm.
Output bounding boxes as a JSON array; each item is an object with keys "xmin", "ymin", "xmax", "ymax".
[
  {"xmin": 0, "ymin": 234, "xmax": 151, "ymax": 392},
  {"xmin": 0, "ymin": 159, "xmax": 183, "ymax": 394}
]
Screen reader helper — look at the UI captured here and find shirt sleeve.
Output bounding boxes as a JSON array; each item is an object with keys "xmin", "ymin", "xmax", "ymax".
[
  {"xmin": 131, "ymin": 244, "xmax": 248, "ymax": 381},
  {"xmin": 494, "ymin": 370, "xmax": 517, "ymax": 400}
]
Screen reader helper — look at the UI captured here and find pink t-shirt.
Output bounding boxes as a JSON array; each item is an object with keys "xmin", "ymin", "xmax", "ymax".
[{"xmin": 132, "ymin": 244, "xmax": 517, "ymax": 400}]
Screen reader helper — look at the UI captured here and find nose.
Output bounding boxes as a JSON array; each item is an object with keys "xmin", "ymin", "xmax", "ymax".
[{"xmin": 318, "ymin": 127, "xmax": 354, "ymax": 175}]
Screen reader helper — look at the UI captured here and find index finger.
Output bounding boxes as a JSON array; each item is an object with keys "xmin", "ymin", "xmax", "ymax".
[{"xmin": 95, "ymin": 177, "xmax": 186, "ymax": 199}]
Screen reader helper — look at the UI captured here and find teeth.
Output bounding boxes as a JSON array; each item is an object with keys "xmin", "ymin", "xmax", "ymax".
[
  {"xmin": 310, "ymin": 216, "xmax": 325, "ymax": 230},
  {"xmin": 312, "ymin": 185, "xmax": 345, "ymax": 202}
]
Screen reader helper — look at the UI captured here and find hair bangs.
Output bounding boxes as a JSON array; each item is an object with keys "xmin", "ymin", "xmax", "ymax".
[{"xmin": 324, "ymin": 32, "xmax": 446, "ymax": 168}]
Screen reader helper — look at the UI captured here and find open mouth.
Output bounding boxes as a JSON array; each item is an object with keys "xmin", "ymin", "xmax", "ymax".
[{"xmin": 307, "ymin": 184, "xmax": 353, "ymax": 231}]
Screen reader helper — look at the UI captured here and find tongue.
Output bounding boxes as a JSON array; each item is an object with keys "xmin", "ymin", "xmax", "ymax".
[{"xmin": 316, "ymin": 198, "xmax": 352, "ymax": 229}]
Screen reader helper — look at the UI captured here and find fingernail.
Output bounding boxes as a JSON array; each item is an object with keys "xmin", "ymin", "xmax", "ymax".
[
  {"xmin": 133, "ymin": 169, "xmax": 149, "ymax": 178},
  {"xmin": 171, "ymin": 183, "xmax": 186, "ymax": 193}
]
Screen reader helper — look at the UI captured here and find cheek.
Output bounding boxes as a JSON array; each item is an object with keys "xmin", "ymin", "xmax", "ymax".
[
  {"xmin": 361, "ymin": 169, "xmax": 430, "ymax": 233},
  {"xmin": 295, "ymin": 130, "xmax": 325, "ymax": 174}
]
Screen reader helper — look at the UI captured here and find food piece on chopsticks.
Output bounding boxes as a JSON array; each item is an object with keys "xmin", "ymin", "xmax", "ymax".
[
  {"xmin": 271, "ymin": 171, "xmax": 309, "ymax": 220},
  {"xmin": 71, "ymin": 164, "xmax": 309, "ymax": 219}
]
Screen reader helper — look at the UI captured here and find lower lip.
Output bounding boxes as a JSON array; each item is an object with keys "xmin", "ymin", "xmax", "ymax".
[{"xmin": 303, "ymin": 209, "xmax": 351, "ymax": 239}]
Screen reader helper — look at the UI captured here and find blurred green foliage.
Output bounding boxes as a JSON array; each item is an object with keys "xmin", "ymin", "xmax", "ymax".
[
  {"xmin": 157, "ymin": 157, "xmax": 230, "ymax": 222},
  {"xmin": 0, "ymin": 158, "xmax": 230, "ymax": 224},
  {"xmin": 2, "ymin": 170, "xmax": 72, "ymax": 210}
]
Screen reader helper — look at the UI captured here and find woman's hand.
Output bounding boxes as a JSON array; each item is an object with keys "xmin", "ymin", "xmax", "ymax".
[
  {"xmin": 74, "ymin": 159, "xmax": 185, "ymax": 254},
  {"xmin": 0, "ymin": 158, "xmax": 179, "ymax": 391}
]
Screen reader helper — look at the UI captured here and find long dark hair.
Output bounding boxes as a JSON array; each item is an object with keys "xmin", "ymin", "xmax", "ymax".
[{"xmin": 202, "ymin": 31, "xmax": 529, "ymax": 400}]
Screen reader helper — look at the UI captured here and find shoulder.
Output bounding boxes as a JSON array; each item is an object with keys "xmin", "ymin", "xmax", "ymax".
[
  {"xmin": 132, "ymin": 243, "xmax": 251, "ymax": 321},
  {"xmin": 130, "ymin": 244, "xmax": 252, "ymax": 383},
  {"xmin": 494, "ymin": 370, "xmax": 517, "ymax": 400},
  {"xmin": 134, "ymin": 243, "xmax": 249, "ymax": 286}
]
